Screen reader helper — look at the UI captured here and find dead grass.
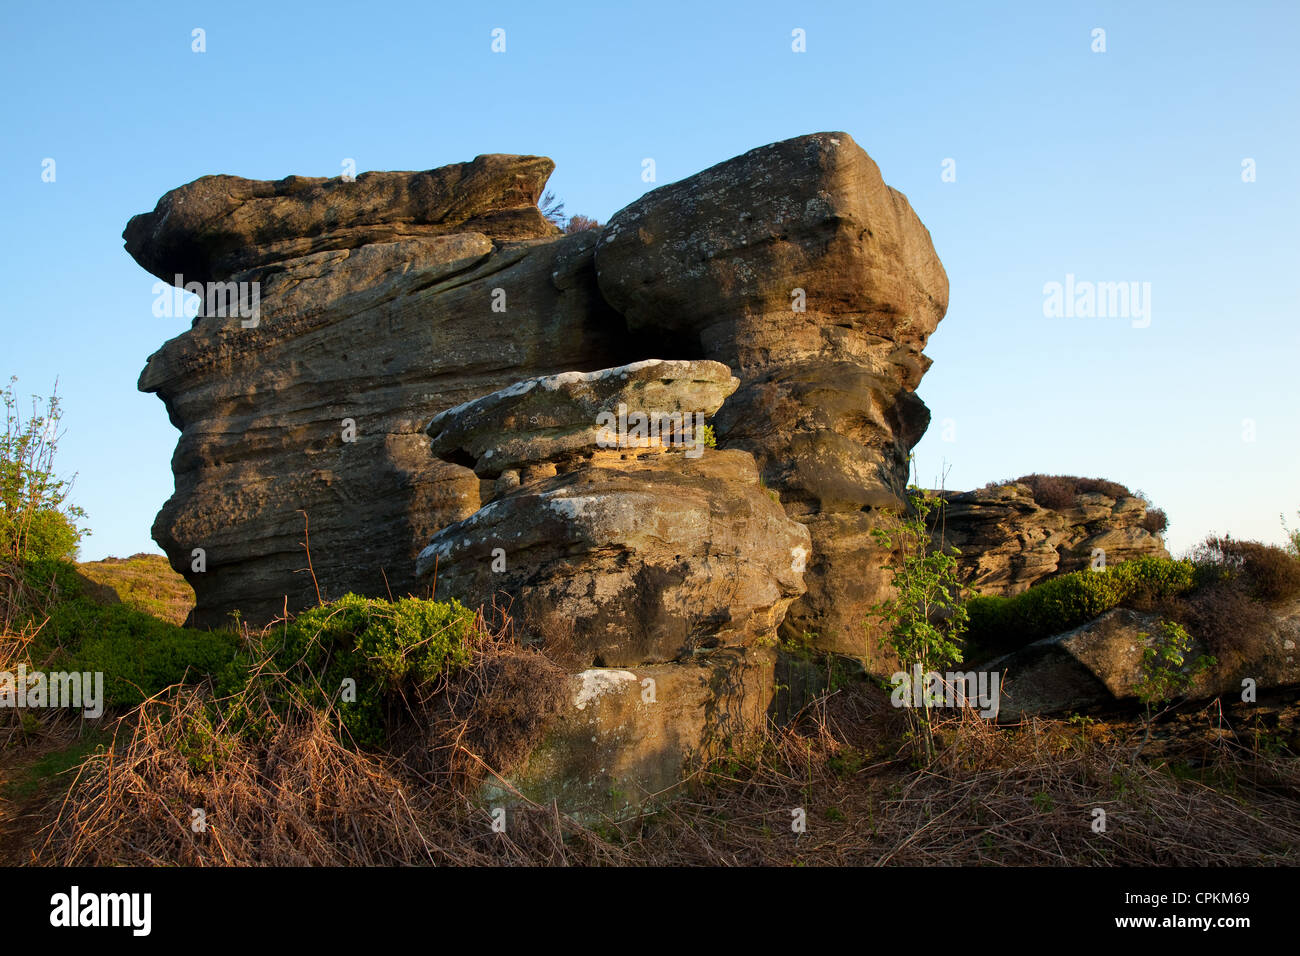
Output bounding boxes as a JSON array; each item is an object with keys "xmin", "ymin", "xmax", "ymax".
[
  {"xmin": 33, "ymin": 666, "xmax": 1300, "ymax": 867},
  {"xmin": 618, "ymin": 691, "xmax": 1300, "ymax": 866}
]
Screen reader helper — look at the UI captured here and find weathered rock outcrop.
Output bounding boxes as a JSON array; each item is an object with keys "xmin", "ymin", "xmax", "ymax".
[
  {"xmin": 137, "ymin": 194, "xmax": 636, "ymax": 627},
  {"xmin": 986, "ymin": 601, "xmax": 1300, "ymax": 721},
  {"xmin": 132, "ymin": 132, "xmax": 945, "ymax": 659},
  {"xmin": 416, "ymin": 360, "xmax": 809, "ymax": 668},
  {"xmin": 423, "ymin": 359, "xmax": 738, "ymax": 481},
  {"xmin": 593, "ymin": 132, "xmax": 949, "ymax": 667},
  {"xmin": 936, "ymin": 482, "xmax": 1170, "ymax": 596}
]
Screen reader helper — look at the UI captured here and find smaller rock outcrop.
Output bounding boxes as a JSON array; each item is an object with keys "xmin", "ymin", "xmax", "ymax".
[
  {"xmin": 416, "ymin": 360, "xmax": 809, "ymax": 669},
  {"xmin": 424, "ymin": 359, "xmax": 739, "ymax": 482},
  {"xmin": 936, "ymin": 481, "xmax": 1169, "ymax": 597},
  {"xmin": 986, "ymin": 601, "xmax": 1300, "ymax": 721}
]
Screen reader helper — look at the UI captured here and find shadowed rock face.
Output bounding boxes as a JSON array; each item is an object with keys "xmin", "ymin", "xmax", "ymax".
[
  {"xmin": 593, "ymin": 132, "xmax": 949, "ymax": 666},
  {"xmin": 137, "ymin": 223, "xmax": 638, "ymax": 628}
]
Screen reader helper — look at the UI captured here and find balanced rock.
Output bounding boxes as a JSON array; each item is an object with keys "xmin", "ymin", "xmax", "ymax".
[{"xmin": 425, "ymin": 359, "xmax": 738, "ymax": 480}]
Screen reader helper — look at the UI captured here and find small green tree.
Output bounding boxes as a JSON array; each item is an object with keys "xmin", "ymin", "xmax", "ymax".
[
  {"xmin": 869, "ymin": 483, "xmax": 968, "ymax": 762},
  {"xmin": 1133, "ymin": 619, "xmax": 1215, "ymax": 759},
  {"xmin": 0, "ymin": 378, "xmax": 87, "ymax": 564}
]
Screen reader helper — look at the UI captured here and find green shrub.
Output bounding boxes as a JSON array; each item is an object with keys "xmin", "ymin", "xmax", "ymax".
[
  {"xmin": 266, "ymin": 593, "xmax": 478, "ymax": 745},
  {"xmin": 21, "ymin": 564, "xmax": 243, "ymax": 708},
  {"xmin": 70, "ymin": 610, "xmax": 244, "ymax": 706},
  {"xmin": 1, "ymin": 379, "xmax": 87, "ymax": 563},
  {"xmin": 966, "ymin": 556, "xmax": 1197, "ymax": 657}
]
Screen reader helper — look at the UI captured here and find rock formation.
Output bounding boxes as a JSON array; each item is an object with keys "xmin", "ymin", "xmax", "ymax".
[
  {"xmin": 123, "ymin": 154, "xmax": 560, "ymax": 283},
  {"xmin": 131, "ymin": 132, "xmax": 947, "ymax": 673},
  {"xmin": 416, "ymin": 359, "xmax": 809, "ymax": 668},
  {"xmin": 133, "ymin": 158, "xmax": 641, "ymax": 628},
  {"xmin": 594, "ymin": 133, "xmax": 949, "ymax": 667},
  {"xmin": 936, "ymin": 482, "xmax": 1170, "ymax": 597},
  {"xmin": 985, "ymin": 601, "xmax": 1300, "ymax": 721},
  {"xmin": 128, "ymin": 132, "xmax": 954, "ymax": 812}
]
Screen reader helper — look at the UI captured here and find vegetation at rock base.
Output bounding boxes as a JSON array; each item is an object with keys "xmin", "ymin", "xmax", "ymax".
[
  {"xmin": 1132, "ymin": 619, "xmax": 1216, "ymax": 759},
  {"xmin": 2, "ymin": 381, "xmax": 1297, "ymax": 867},
  {"xmin": 6, "ymin": 532, "xmax": 1299, "ymax": 867},
  {"xmin": 868, "ymin": 487, "xmax": 969, "ymax": 761},
  {"xmin": 964, "ymin": 535, "xmax": 1300, "ymax": 678},
  {"xmin": 262, "ymin": 593, "xmax": 478, "ymax": 745},
  {"xmin": 965, "ymin": 556, "xmax": 1196, "ymax": 658}
]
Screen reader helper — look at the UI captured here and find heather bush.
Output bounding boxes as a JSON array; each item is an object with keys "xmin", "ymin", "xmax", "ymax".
[
  {"xmin": 1006, "ymin": 474, "xmax": 1133, "ymax": 510},
  {"xmin": 1283, "ymin": 511, "xmax": 1300, "ymax": 558},
  {"xmin": 1193, "ymin": 535, "xmax": 1300, "ymax": 603}
]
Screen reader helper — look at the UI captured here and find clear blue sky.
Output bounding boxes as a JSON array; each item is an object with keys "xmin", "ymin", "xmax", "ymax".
[{"xmin": 2, "ymin": 0, "xmax": 1296, "ymax": 561}]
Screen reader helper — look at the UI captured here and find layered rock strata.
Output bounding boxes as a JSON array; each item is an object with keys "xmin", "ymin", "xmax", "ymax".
[
  {"xmin": 935, "ymin": 482, "xmax": 1170, "ymax": 597},
  {"xmin": 132, "ymin": 159, "xmax": 636, "ymax": 627}
]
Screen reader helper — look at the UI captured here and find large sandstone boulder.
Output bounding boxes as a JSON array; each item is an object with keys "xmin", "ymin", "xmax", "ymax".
[
  {"xmin": 483, "ymin": 648, "xmax": 774, "ymax": 820},
  {"xmin": 593, "ymin": 132, "xmax": 949, "ymax": 667},
  {"xmin": 416, "ymin": 361, "xmax": 809, "ymax": 668},
  {"xmin": 936, "ymin": 481, "xmax": 1170, "ymax": 597},
  {"xmin": 131, "ymin": 132, "xmax": 951, "ymax": 669}
]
